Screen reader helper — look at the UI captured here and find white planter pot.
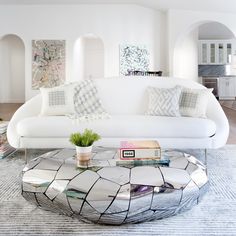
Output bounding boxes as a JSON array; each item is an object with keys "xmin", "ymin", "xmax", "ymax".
[{"xmin": 76, "ymin": 145, "xmax": 93, "ymax": 164}]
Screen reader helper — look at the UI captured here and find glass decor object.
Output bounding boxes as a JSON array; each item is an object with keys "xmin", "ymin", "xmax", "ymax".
[
  {"xmin": 210, "ymin": 43, "xmax": 215, "ymax": 63},
  {"xmin": 22, "ymin": 148, "xmax": 209, "ymax": 225},
  {"xmin": 219, "ymin": 43, "xmax": 224, "ymax": 64},
  {"xmin": 227, "ymin": 43, "xmax": 232, "ymax": 64},
  {"xmin": 202, "ymin": 43, "xmax": 207, "ymax": 63}
]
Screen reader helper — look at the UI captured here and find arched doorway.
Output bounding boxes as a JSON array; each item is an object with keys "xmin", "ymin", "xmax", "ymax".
[
  {"xmin": 73, "ymin": 35, "xmax": 104, "ymax": 81},
  {"xmin": 0, "ymin": 34, "xmax": 25, "ymax": 103},
  {"xmin": 172, "ymin": 21, "xmax": 235, "ymax": 82}
]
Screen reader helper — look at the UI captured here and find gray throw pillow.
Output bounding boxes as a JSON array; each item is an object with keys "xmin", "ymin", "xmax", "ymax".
[{"xmin": 146, "ymin": 86, "xmax": 182, "ymax": 117}]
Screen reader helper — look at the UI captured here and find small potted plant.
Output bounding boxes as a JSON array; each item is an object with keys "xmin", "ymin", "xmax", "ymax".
[{"xmin": 70, "ymin": 129, "xmax": 101, "ymax": 166}]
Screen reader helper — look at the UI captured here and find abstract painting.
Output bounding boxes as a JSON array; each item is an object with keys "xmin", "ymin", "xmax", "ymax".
[
  {"xmin": 119, "ymin": 44, "xmax": 150, "ymax": 76},
  {"xmin": 32, "ymin": 40, "xmax": 65, "ymax": 89}
]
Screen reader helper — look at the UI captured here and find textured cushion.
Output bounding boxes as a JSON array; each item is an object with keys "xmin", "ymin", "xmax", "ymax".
[
  {"xmin": 74, "ymin": 79, "xmax": 107, "ymax": 116},
  {"xmin": 40, "ymin": 84, "xmax": 75, "ymax": 116},
  {"xmin": 146, "ymin": 86, "xmax": 182, "ymax": 116},
  {"xmin": 180, "ymin": 88, "xmax": 213, "ymax": 118},
  {"xmin": 17, "ymin": 115, "xmax": 216, "ymax": 139}
]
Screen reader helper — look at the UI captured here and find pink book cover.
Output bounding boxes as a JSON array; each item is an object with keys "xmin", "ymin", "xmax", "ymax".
[{"xmin": 119, "ymin": 140, "xmax": 161, "ymax": 160}]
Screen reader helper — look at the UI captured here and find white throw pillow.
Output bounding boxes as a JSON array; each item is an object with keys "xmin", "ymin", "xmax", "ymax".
[
  {"xmin": 146, "ymin": 86, "xmax": 182, "ymax": 117},
  {"xmin": 179, "ymin": 88, "xmax": 213, "ymax": 118},
  {"xmin": 74, "ymin": 79, "xmax": 108, "ymax": 116},
  {"xmin": 40, "ymin": 84, "xmax": 76, "ymax": 116}
]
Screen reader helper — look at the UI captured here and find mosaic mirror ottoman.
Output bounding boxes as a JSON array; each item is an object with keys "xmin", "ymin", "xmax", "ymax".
[{"xmin": 22, "ymin": 147, "xmax": 209, "ymax": 225}]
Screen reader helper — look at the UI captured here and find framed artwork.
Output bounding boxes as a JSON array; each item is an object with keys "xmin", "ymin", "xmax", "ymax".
[
  {"xmin": 32, "ymin": 40, "xmax": 66, "ymax": 89},
  {"xmin": 119, "ymin": 43, "xmax": 150, "ymax": 76}
]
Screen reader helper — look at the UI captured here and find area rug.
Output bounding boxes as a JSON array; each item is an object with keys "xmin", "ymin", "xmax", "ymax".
[
  {"xmin": 0, "ymin": 147, "xmax": 236, "ymax": 236},
  {"xmin": 220, "ymin": 100, "xmax": 236, "ymax": 111}
]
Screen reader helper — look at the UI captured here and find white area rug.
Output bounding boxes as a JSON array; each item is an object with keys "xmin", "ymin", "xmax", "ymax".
[{"xmin": 0, "ymin": 147, "xmax": 236, "ymax": 236}]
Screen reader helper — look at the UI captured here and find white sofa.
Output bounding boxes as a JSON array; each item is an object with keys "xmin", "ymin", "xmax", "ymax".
[{"xmin": 7, "ymin": 77, "xmax": 229, "ymax": 149}]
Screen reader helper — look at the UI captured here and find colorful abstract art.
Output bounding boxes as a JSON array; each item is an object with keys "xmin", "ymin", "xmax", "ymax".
[
  {"xmin": 32, "ymin": 40, "xmax": 65, "ymax": 89},
  {"xmin": 119, "ymin": 44, "xmax": 150, "ymax": 76}
]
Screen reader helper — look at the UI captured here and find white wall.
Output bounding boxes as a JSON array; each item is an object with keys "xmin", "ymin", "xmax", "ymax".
[
  {"xmin": 173, "ymin": 28, "xmax": 199, "ymax": 81},
  {"xmin": 74, "ymin": 36, "xmax": 104, "ymax": 80},
  {"xmin": 168, "ymin": 9, "xmax": 236, "ymax": 77},
  {"xmin": 0, "ymin": 5, "xmax": 166, "ymax": 100},
  {"xmin": 0, "ymin": 35, "xmax": 25, "ymax": 103},
  {"xmin": 199, "ymin": 22, "xmax": 235, "ymax": 40}
]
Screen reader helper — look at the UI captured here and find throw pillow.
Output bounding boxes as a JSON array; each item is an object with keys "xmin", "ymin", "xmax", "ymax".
[
  {"xmin": 73, "ymin": 79, "xmax": 109, "ymax": 120},
  {"xmin": 179, "ymin": 88, "xmax": 213, "ymax": 118},
  {"xmin": 40, "ymin": 84, "xmax": 76, "ymax": 116},
  {"xmin": 146, "ymin": 86, "xmax": 182, "ymax": 117}
]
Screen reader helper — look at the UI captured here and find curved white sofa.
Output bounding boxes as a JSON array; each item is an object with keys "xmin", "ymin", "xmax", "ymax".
[{"xmin": 7, "ymin": 77, "xmax": 229, "ymax": 149}]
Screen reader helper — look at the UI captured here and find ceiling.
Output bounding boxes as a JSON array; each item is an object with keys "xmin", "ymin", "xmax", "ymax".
[{"xmin": 1, "ymin": 0, "xmax": 236, "ymax": 14}]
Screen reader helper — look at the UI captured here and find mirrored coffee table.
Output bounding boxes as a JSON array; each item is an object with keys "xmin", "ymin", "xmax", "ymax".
[{"xmin": 22, "ymin": 147, "xmax": 209, "ymax": 225}]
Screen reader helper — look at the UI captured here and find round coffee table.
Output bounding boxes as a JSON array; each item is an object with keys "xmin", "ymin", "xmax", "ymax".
[{"xmin": 22, "ymin": 147, "xmax": 208, "ymax": 225}]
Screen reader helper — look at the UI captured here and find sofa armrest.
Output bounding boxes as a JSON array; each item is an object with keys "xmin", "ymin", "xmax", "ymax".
[
  {"xmin": 7, "ymin": 95, "xmax": 42, "ymax": 148},
  {"xmin": 206, "ymin": 94, "xmax": 229, "ymax": 148}
]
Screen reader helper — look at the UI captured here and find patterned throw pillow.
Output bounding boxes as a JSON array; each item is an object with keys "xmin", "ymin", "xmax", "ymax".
[
  {"xmin": 72, "ymin": 79, "xmax": 109, "ymax": 121},
  {"xmin": 179, "ymin": 88, "xmax": 213, "ymax": 118},
  {"xmin": 40, "ymin": 84, "xmax": 75, "ymax": 116},
  {"xmin": 146, "ymin": 86, "xmax": 182, "ymax": 117}
]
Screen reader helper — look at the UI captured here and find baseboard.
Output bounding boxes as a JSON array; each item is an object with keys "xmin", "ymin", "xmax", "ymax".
[{"xmin": 0, "ymin": 99, "xmax": 24, "ymax": 103}]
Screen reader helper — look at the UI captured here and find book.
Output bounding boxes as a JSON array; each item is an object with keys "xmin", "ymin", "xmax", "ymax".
[
  {"xmin": 119, "ymin": 140, "xmax": 161, "ymax": 160},
  {"xmin": 116, "ymin": 159, "xmax": 169, "ymax": 167},
  {"xmin": 0, "ymin": 122, "xmax": 8, "ymax": 134}
]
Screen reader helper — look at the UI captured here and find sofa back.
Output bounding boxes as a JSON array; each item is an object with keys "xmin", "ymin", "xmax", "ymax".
[{"xmin": 93, "ymin": 76, "xmax": 205, "ymax": 115}]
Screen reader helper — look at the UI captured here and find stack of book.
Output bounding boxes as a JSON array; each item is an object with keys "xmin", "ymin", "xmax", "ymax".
[
  {"xmin": 117, "ymin": 140, "xmax": 169, "ymax": 167},
  {"xmin": 0, "ymin": 122, "xmax": 15, "ymax": 159}
]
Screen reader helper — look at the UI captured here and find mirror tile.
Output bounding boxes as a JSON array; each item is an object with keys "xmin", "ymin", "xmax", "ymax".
[
  {"xmin": 126, "ymin": 210, "xmax": 154, "ymax": 224},
  {"xmin": 169, "ymin": 157, "xmax": 189, "ymax": 169},
  {"xmin": 34, "ymin": 158, "xmax": 63, "ymax": 171},
  {"xmin": 86, "ymin": 178, "xmax": 120, "ymax": 213},
  {"xmin": 151, "ymin": 187, "xmax": 182, "ymax": 210},
  {"xmin": 105, "ymin": 184, "xmax": 130, "ymax": 213},
  {"xmin": 130, "ymin": 166, "xmax": 164, "ymax": 186},
  {"xmin": 55, "ymin": 163, "xmax": 81, "ymax": 180},
  {"xmin": 98, "ymin": 212, "xmax": 127, "ymax": 225},
  {"xmin": 128, "ymin": 184, "xmax": 153, "ymax": 217},
  {"xmin": 190, "ymin": 169, "xmax": 208, "ymax": 188},
  {"xmin": 45, "ymin": 180, "xmax": 69, "ymax": 200},
  {"xmin": 97, "ymin": 167, "xmax": 130, "ymax": 185},
  {"xmin": 80, "ymin": 202, "xmax": 101, "ymax": 222},
  {"xmin": 23, "ymin": 169, "xmax": 56, "ymax": 192},
  {"xmin": 179, "ymin": 180, "xmax": 199, "ymax": 212},
  {"xmin": 67, "ymin": 170, "xmax": 100, "ymax": 199},
  {"xmin": 53, "ymin": 193, "xmax": 73, "ymax": 216},
  {"xmin": 22, "ymin": 191, "xmax": 39, "ymax": 206},
  {"xmin": 160, "ymin": 167, "xmax": 191, "ymax": 189}
]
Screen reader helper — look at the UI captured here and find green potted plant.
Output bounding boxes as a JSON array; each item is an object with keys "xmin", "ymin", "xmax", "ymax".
[{"xmin": 70, "ymin": 129, "xmax": 101, "ymax": 165}]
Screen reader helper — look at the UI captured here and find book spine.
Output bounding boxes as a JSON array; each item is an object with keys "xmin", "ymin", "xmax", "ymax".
[
  {"xmin": 116, "ymin": 159, "xmax": 169, "ymax": 167},
  {"xmin": 120, "ymin": 148, "xmax": 161, "ymax": 160}
]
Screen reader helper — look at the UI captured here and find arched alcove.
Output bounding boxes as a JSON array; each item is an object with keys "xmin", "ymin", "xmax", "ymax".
[
  {"xmin": 172, "ymin": 21, "xmax": 235, "ymax": 81},
  {"xmin": 73, "ymin": 35, "xmax": 104, "ymax": 80},
  {"xmin": 0, "ymin": 34, "xmax": 25, "ymax": 103}
]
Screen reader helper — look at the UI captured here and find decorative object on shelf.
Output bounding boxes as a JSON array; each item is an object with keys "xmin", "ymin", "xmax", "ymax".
[
  {"xmin": 32, "ymin": 40, "xmax": 66, "ymax": 89},
  {"xmin": 119, "ymin": 44, "xmax": 150, "ymax": 75},
  {"xmin": 69, "ymin": 129, "xmax": 101, "ymax": 167},
  {"xmin": 0, "ymin": 121, "xmax": 16, "ymax": 159}
]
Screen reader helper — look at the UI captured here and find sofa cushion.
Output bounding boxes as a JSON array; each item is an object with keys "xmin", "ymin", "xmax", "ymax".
[{"xmin": 17, "ymin": 115, "xmax": 216, "ymax": 139}]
